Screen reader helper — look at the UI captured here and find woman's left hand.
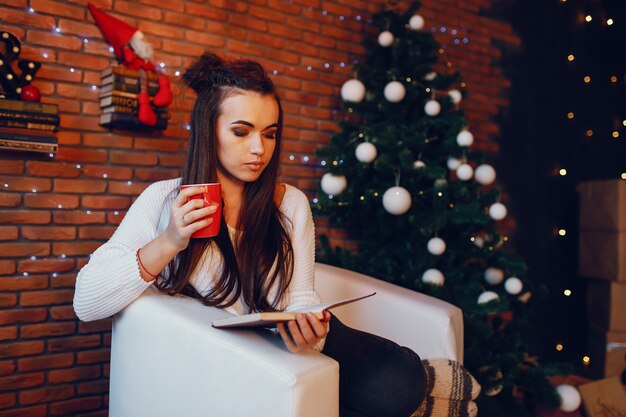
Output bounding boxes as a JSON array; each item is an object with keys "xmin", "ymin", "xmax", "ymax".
[{"xmin": 277, "ymin": 311, "xmax": 331, "ymax": 353}]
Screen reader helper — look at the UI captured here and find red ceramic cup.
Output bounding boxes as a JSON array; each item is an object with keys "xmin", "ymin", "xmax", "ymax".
[{"xmin": 180, "ymin": 183, "xmax": 222, "ymax": 238}]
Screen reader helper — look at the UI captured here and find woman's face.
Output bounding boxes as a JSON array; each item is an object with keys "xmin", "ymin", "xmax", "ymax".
[{"xmin": 215, "ymin": 91, "xmax": 279, "ymax": 186}]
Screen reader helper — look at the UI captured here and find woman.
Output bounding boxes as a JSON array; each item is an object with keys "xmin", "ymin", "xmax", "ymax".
[{"xmin": 74, "ymin": 53, "xmax": 476, "ymax": 417}]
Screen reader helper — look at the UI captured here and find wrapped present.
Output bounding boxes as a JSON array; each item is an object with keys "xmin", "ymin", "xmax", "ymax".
[
  {"xmin": 579, "ymin": 230, "xmax": 626, "ymax": 282},
  {"xmin": 587, "ymin": 279, "xmax": 626, "ymax": 331},
  {"xmin": 578, "ymin": 180, "xmax": 626, "ymax": 231},
  {"xmin": 578, "ymin": 377, "xmax": 626, "ymax": 417},
  {"xmin": 585, "ymin": 325, "xmax": 626, "ymax": 379}
]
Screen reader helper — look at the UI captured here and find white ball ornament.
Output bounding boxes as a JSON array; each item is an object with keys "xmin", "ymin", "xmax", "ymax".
[
  {"xmin": 504, "ymin": 277, "xmax": 523, "ymax": 295},
  {"xmin": 409, "ymin": 14, "xmax": 425, "ymax": 30},
  {"xmin": 355, "ymin": 142, "xmax": 377, "ymax": 163},
  {"xmin": 556, "ymin": 384, "xmax": 582, "ymax": 412},
  {"xmin": 489, "ymin": 202, "xmax": 507, "ymax": 221},
  {"xmin": 384, "ymin": 81, "xmax": 406, "ymax": 103},
  {"xmin": 378, "ymin": 31, "xmax": 394, "ymax": 47},
  {"xmin": 321, "ymin": 173, "xmax": 347, "ymax": 196},
  {"xmin": 427, "ymin": 237, "xmax": 446, "ymax": 255},
  {"xmin": 478, "ymin": 291, "xmax": 500, "ymax": 304},
  {"xmin": 422, "ymin": 268, "xmax": 445, "ymax": 286},
  {"xmin": 447, "ymin": 157, "xmax": 461, "ymax": 170},
  {"xmin": 485, "ymin": 384, "xmax": 504, "ymax": 397},
  {"xmin": 456, "ymin": 130, "xmax": 474, "ymax": 147},
  {"xmin": 456, "ymin": 164, "xmax": 474, "ymax": 181},
  {"xmin": 413, "ymin": 160, "xmax": 426, "ymax": 169},
  {"xmin": 484, "ymin": 267, "xmax": 505, "ymax": 285},
  {"xmin": 475, "ymin": 164, "xmax": 496, "ymax": 185},
  {"xmin": 424, "ymin": 99, "xmax": 441, "ymax": 116},
  {"xmin": 382, "ymin": 186, "xmax": 412, "ymax": 215},
  {"xmin": 448, "ymin": 89, "xmax": 462, "ymax": 104},
  {"xmin": 341, "ymin": 79, "xmax": 366, "ymax": 103}
]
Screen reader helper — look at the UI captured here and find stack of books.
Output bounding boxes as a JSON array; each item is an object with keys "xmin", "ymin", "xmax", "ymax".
[
  {"xmin": 99, "ymin": 66, "xmax": 168, "ymax": 130},
  {"xmin": 0, "ymin": 99, "xmax": 59, "ymax": 154}
]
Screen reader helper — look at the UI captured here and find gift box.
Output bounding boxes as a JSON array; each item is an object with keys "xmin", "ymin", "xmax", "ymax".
[
  {"xmin": 578, "ymin": 376, "xmax": 626, "ymax": 417},
  {"xmin": 578, "ymin": 180, "xmax": 626, "ymax": 231},
  {"xmin": 587, "ymin": 279, "xmax": 626, "ymax": 331},
  {"xmin": 585, "ymin": 325, "xmax": 626, "ymax": 379},
  {"xmin": 579, "ymin": 230, "xmax": 626, "ymax": 282}
]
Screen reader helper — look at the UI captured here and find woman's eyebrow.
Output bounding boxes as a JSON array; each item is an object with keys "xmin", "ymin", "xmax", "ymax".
[{"xmin": 230, "ymin": 120, "xmax": 278, "ymax": 131}]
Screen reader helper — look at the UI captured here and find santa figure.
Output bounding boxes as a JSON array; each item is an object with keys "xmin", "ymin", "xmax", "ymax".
[{"xmin": 87, "ymin": 3, "xmax": 172, "ymax": 126}]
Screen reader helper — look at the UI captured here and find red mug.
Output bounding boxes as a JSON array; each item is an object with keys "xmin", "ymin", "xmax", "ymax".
[{"xmin": 180, "ymin": 183, "xmax": 222, "ymax": 238}]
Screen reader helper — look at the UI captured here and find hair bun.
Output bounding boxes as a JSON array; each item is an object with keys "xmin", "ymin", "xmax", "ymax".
[{"xmin": 181, "ymin": 52, "xmax": 226, "ymax": 93}]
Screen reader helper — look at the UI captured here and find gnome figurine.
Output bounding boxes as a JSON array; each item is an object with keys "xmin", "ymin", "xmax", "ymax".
[{"xmin": 87, "ymin": 3, "xmax": 173, "ymax": 126}]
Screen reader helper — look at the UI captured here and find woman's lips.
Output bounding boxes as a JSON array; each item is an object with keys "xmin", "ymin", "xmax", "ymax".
[{"xmin": 245, "ymin": 162, "xmax": 264, "ymax": 171}]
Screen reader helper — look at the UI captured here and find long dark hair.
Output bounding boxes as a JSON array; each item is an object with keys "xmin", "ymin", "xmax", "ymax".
[{"xmin": 156, "ymin": 53, "xmax": 293, "ymax": 313}]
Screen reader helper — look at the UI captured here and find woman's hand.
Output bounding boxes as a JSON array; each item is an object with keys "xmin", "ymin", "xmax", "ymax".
[
  {"xmin": 277, "ymin": 311, "xmax": 331, "ymax": 353},
  {"xmin": 163, "ymin": 186, "xmax": 218, "ymax": 252}
]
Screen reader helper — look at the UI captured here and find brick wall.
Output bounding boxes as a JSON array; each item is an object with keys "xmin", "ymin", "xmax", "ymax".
[{"xmin": 0, "ymin": 0, "xmax": 519, "ymax": 415}]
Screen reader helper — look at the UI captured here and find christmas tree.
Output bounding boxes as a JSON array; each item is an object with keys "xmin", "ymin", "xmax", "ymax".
[{"xmin": 315, "ymin": 2, "xmax": 570, "ymax": 416}]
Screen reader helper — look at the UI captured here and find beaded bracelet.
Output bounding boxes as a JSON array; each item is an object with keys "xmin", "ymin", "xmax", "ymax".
[{"xmin": 136, "ymin": 248, "xmax": 159, "ymax": 280}]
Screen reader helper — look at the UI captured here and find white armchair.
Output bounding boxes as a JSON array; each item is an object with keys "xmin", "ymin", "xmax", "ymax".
[{"xmin": 108, "ymin": 263, "xmax": 463, "ymax": 417}]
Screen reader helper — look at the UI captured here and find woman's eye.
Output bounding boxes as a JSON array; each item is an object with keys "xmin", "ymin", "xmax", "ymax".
[
  {"xmin": 264, "ymin": 132, "xmax": 276, "ymax": 140},
  {"xmin": 233, "ymin": 130, "xmax": 247, "ymax": 137}
]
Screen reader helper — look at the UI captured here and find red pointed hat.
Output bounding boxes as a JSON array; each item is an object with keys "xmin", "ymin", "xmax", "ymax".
[{"xmin": 87, "ymin": 3, "xmax": 137, "ymax": 58}]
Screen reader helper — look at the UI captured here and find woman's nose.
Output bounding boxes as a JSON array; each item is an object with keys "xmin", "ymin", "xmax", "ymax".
[{"xmin": 249, "ymin": 134, "xmax": 265, "ymax": 155}]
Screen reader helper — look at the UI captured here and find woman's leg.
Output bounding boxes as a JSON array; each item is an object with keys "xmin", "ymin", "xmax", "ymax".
[{"xmin": 322, "ymin": 315, "xmax": 427, "ymax": 417}]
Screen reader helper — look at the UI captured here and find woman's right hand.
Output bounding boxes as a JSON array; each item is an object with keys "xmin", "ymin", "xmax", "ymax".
[{"xmin": 163, "ymin": 186, "xmax": 218, "ymax": 252}]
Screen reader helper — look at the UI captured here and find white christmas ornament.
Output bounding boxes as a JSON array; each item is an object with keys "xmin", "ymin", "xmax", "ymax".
[
  {"xmin": 383, "ymin": 186, "xmax": 412, "ymax": 215},
  {"xmin": 448, "ymin": 89, "xmax": 462, "ymax": 104},
  {"xmin": 473, "ymin": 236, "xmax": 485, "ymax": 248},
  {"xmin": 321, "ymin": 173, "xmax": 347, "ymax": 196},
  {"xmin": 478, "ymin": 291, "xmax": 500, "ymax": 304},
  {"xmin": 475, "ymin": 164, "xmax": 496, "ymax": 185},
  {"xmin": 447, "ymin": 157, "xmax": 461, "ymax": 170},
  {"xmin": 355, "ymin": 142, "xmax": 377, "ymax": 163},
  {"xmin": 504, "ymin": 277, "xmax": 523, "ymax": 295},
  {"xmin": 413, "ymin": 160, "xmax": 426, "ymax": 169},
  {"xmin": 485, "ymin": 384, "xmax": 504, "ymax": 397},
  {"xmin": 427, "ymin": 237, "xmax": 446, "ymax": 255},
  {"xmin": 409, "ymin": 14, "xmax": 425, "ymax": 30},
  {"xmin": 384, "ymin": 81, "xmax": 406, "ymax": 103},
  {"xmin": 456, "ymin": 130, "xmax": 474, "ymax": 147},
  {"xmin": 341, "ymin": 79, "xmax": 366, "ymax": 103},
  {"xmin": 484, "ymin": 267, "xmax": 505, "ymax": 285},
  {"xmin": 489, "ymin": 202, "xmax": 507, "ymax": 221},
  {"xmin": 422, "ymin": 268, "xmax": 445, "ymax": 286},
  {"xmin": 556, "ymin": 384, "xmax": 582, "ymax": 412},
  {"xmin": 378, "ymin": 31, "xmax": 394, "ymax": 47},
  {"xmin": 424, "ymin": 99, "xmax": 441, "ymax": 116},
  {"xmin": 456, "ymin": 164, "xmax": 474, "ymax": 181},
  {"xmin": 424, "ymin": 72, "xmax": 437, "ymax": 81}
]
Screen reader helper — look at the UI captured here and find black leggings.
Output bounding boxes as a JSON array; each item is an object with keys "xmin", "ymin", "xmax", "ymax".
[{"xmin": 321, "ymin": 315, "xmax": 427, "ymax": 417}]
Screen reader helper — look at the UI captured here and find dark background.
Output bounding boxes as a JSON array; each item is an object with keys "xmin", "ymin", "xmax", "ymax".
[{"xmin": 498, "ymin": 0, "xmax": 626, "ymax": 367}]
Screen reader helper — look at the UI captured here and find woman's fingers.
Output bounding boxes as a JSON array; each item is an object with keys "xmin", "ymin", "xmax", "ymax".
[
  {"xmin": 306, "ymin": 312, "xmax": 329, "ymax": 339},
  {"xmin": 277, "ymin": 322, "xmax": 299, "ymax": 353}
]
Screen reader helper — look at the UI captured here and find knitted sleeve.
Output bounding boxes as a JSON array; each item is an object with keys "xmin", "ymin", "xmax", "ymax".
[
  {"xmin": 73, "ymin": 179, "xmax": 177, "ymax": 322},
  {"xmin": 281, "ymin": 185, "xmax": 326, "ymax": 351}
]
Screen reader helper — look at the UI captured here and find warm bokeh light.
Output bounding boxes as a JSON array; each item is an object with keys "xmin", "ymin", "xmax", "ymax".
[
  {"xmin": 607, "ymin": 18, "xmax": 614, "ymax": 26},
  {"xmin": 613, "ymin": 131, "xmax": 620, "ymax": 138},
  {"xmin": 582, "ymin": 356, "xmax": 591, "ymax": 365},
  {"xmin": 586, "ymin": 130, "xmax": 594, "ymax": 136},
  {"xmin": 558, "ymin": 229, "xmax": 567, "ymax": 236},
  {"xmin": 567, "ymin": 112, "xmax": 574, "ymax": 119},
  {"xmin": 559, "ymin": 169, "xmax": 567, "ymax": 176},
  {"xmin": 567, "ymin": 54, "xmax": 575, "ymax": 61},
  {"xmin": 584, "ymin": 75, "xmax": 591, "ymax": 83},
  {"xmin": 564, "ymin": 289, "xmax": 572, "ymax": 296},
  {"xmin": 585, "ymin": 15, "xmax": 592, "ymax": 22},
  {"xmin": 556, "ymin": 344, "xmax": 564, "ymax": 351},
  {"xmin": 611, "ymin": 75, "xmax": 618, "ymax": 82}
]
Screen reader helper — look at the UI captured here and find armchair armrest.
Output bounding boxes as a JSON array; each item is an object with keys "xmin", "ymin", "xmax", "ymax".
[
  {"xmin": 109, "ymin": 287, "xmax": 339, "ymax": 417},
  {"xmin": 314, "ymin": 263, "xmax": 464, "ymax": 363}
]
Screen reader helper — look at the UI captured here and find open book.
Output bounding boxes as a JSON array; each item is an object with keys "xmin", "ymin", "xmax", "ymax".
[{"xmin": 212, "ymin": 292, "xmax": 376, "ymax": 328}]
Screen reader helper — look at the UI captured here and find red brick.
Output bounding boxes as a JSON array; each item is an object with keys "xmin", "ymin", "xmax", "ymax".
[
  {"xmin": 25, "ymin": 162, "xmax": 80, "ymax": 178},
  {"xmin": 0, "ymin": 211, "xmax": 50, "ymax": 225},
  {"xmin": 162, "ymin": 39, "xmax": 207, "ymax": 56},
  {"xmin": 47, "ymin": 335, "xmax": 100, "ymax": 352},
  {"xmin": 48, "ymin": 366, "xmax": 101, "ymax": 384},
  {"xmin": 52, "ymin": 241, "xmax": 101, "ymax": 257},
  {"xmin": 0, "ymin": 309, "xmax": 47, "ymax": 326},
  {"xmin": 0, "ymin": 8, "xmax": 55, "ymax": 30},
  {"xmin": 77, "ymin": 226, "xmax": 115, "ymax": 240},
  {"xmin": 82, "ymin": 133, "xmax": 132, "ymax": 149},
  {"xmin": 0, "ymin": 373, "xmax": 44, "ymax": 393},
  {"xmin": 76, "ymin": 350, "xmax": 110, "ymax": 365},
  {"xmin": 107, "ymin": 180, "xmax": 149, "ymax": 196},
  {"xmin": 81, "ymin": 196, "xmax": 131, "ymax": 210},
  {"xmin": 19, "ymin": 384, "xmax": 75, "ymax": 405},
  {"xmin": 110, "ymin": 151, "xmax": 158, "ymax": 166},
  {"xmin": 134, "ymin": 168, "xmax": 179, "ymax": 182},
  {"xmin": 163, "ymin": 11, "xmax": 206, "ymax": 30},
  {"xmin": 82, "ymin": 165, "xmax": 132, "ymax": 181},
  {"xmin": 107, "ymin": 211, "xmax": 126, "ymax": 225},
  {"xmin": 0, "ymin": 294, "xmax": 16, "ymax": 307},
  {"xmin": 0, "ymin": 161, "xmax": 23, "ymax": 175},
  {"xmin": 49, "ymin": 306, "xmax": 76, "ymax": 321},
  {"xmin": 0, "ymin": 405, "xmax": 47, "ymax": 417},
  {"xmin": 0, "ymin": 327, "xmax": 17, "ymax": 341},
  {"xmin": 49, "ymin": 396, "xmax": 102, "ymax": 416},
  {"xmin": 55, "ymin": 51, "xmax": 109, "ymax": 71},
  {"xmin": 18, "ymin": 259, "xmax": 75, "ymax": 274},
  {"xmin": 22, "ymin": 227, "xmax": 76, "ymax": 241},
  {"xmin": 78, "ymin": 320, "xmax": 112, "ymax": 334},
  {"xmin": 21, "ymin": 322, "xmax": 76, "ymax": 339},
  {"xmin": 0, "ymin": 177, "xmax": 51, "ymax": 193},
  {"xmin": 0, "ymin": 227, "xmax": 18, "ymax": 241},
  {"xmin": 18, "ymin": 353, "xmax": 74, "ymax": 372},
  {"xmin": 53, "ymin": 211, "xmax": 106, "ymax": 225},
  {"xmin": 36, "ymin": 65, "xmax": 83, "ymax": 83},
  {"xmin": 0, "ymin": 342, "xmax": 45, "ymax": 359},
  {"xmin": 228, "ymin": 13, "xmax": 268, "ymax": 32},
  {"xmin": 185, "ymin": 3, "xmax": 227, "ymax": 20},
  {"xmin": 54, "ymin": 148, "xmax": 108, "ymax": 164},
  {"xmin": 158, "ymin": 154, "xmax": 185, "ymax": 168},
  {"xmin": 0, "ymin": 243, "xmax": 49, "ymax": 258},
  {"xmin": 50, "ymin": 273, "xmax": 76, "ymax": 289},
  {"xmin": 24, "ymin": 194, "xmax": 80, "ymax": 209},
  {"xmin": 77, "ymin": 380, "xmax": 109, "ymax": 395},
  {"xmin": 185, "ymin": 30, "xmax": 226, "ymax": 48},
  {"xmin": 0, "ymin": 392, "xmax": 15, "ymax": 409},
  {"xmin": 53, "ymin": 179, "xmax": 107, "ymax": 194},
  {"xmin": 0, "ymin": 361, "xmax": 15, "ymax": 377},
  {"xmin": 20, "ymin": 290, "xmax": 74, "ymax": 307},
  {"xmin": 26, "ymin": 30, "xmax": 82, "ymax": 51}
]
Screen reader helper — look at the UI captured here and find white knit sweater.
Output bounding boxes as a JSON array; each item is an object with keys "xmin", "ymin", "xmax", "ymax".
[{"xmin": 73, "ymin": 178, "xmax": 321, "ymax": 328}]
